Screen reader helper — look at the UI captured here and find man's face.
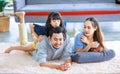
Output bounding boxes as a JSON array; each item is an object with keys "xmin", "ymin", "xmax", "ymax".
[{"xmin": 49, "ymin": 33, "xmax": 64, "ymax": 49}]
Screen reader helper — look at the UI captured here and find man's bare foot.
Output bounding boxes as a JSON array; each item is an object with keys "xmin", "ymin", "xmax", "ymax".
[{"xmin": 5, "ymin": 47, "xmax": 13, "ymax": 53}]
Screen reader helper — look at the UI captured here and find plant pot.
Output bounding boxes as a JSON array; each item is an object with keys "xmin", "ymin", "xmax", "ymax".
[{"xmin": 0, "ymin": 16, "xmax": 10, "ymax": 32}]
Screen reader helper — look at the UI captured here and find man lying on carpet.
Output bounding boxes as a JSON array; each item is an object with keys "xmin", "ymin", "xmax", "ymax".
[{"xmin": 32, "ymin": 27, "xmax": 72, "ymax": 71}]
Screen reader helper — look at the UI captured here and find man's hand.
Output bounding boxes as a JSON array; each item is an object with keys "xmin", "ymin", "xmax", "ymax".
[
  {"xmin": 63, "ymin": 63, "xmax": 71, "ymax": 70},
  {"xmin": 58, "ymin": 63, "xmax": 71, "ymax": 71},
  {"xmin": 40, "ymin": 62, "xmax": 71, "ymax": 71}
]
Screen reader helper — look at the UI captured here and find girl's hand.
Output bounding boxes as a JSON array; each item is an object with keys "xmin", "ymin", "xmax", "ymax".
[
  {"xmin": 81, "ymin": 36, "xmax": 89, "ymax": 44},
  {"xmin": 38, "ymin": 35, "xmax": 43, "ymax": 41}
]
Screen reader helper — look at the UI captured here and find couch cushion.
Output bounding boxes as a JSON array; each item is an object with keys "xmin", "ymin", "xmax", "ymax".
[
  {"xmin": 26, "ymin": 0, "xmax": 115, "ymax": 5},
  {"xmin": 20, "ymin": 3, "xmax": 120, "ymax": 12}
]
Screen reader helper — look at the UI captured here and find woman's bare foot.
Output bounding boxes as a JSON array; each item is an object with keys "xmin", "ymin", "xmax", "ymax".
[
  {"xmin": 5, "ymin": 47, "xmax": 13, "ymax": 53},
  {"xmin": 73, "ymin": 28, "xmax": 79, "ymax": 35}
]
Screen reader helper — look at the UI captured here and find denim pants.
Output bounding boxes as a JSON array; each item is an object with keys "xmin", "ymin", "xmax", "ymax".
[{"xmin": 71, "ymin": 49, "xmax": 115, "ymax": 63}]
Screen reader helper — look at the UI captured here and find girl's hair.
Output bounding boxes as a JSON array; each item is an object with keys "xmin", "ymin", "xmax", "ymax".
[
  {"xmin": 45, "ymin": 12, "xmax": 66, "ymax": 38},
  {"xmin": 84, "ymin": 17, "xmax": 105, "ymax": 49}
]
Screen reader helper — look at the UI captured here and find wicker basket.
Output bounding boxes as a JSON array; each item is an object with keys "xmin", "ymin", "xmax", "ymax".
[{"xmin": 0, "ymin": 16, "xmax": 10, "ymax": 32}]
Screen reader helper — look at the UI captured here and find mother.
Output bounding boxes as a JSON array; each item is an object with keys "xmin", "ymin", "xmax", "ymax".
[{"xmin": 72, "ymin": 17, "xmax": 115, "ymax": 63}]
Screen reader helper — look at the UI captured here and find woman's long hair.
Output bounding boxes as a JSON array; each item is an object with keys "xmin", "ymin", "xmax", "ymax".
[
  {"xmin": 85, "ymin": 17, "xmax": 105, "ymax": 49},
  {"xmin": 45, "ymin": 12, "xmax": 66, "ymax": 38}
]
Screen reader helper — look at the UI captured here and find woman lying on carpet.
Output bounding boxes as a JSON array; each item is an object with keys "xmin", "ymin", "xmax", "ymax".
[
  {"xmin": 71, "ymin": 17, "xmax": 115, "ymax": 63},
  {"xmin": 5, "ymin": 12, "xmax": 115, "ymax": 65}
]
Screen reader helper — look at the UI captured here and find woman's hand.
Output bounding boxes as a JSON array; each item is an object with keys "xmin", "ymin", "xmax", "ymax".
[
  {"xmin": 91, "ymin": 41, "xmax": 99, "ymax": 48},
  {"xmin": 81, "ymin": 36, "xmax": 89, "ymax": 44}
]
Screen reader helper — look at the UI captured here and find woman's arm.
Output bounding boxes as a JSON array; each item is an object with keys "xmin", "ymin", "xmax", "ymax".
[
  {"xmin": 76, "ymin": 35, "xmax": 92, "ymax": 52},
  {"xmin": 76, "ymin": 41, "xmax": 104, "ymax": 52},
  {"xmin": 92, "ymin": 45, "xmax": 104, "ymax": 52},
  {"xmin": 76, "ymin": 41, "xmax": 91, "ymax": 52},
  {"xmin": 90, "ymin": 41, "xmax": 104, "ymax": 52}
]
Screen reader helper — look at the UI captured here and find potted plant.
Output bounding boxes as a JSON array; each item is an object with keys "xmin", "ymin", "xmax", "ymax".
[
  {"xmin": 0, "ymin": 0, "xmax": 9, "ymax": 15},
  {"xmin": 0, "ymin": 0, "xmax": 10, "ymax": 32}
]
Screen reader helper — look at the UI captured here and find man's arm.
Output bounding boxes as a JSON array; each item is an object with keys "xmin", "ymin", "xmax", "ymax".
[
  {"xmin": 34, "ymin": 40, "xmax": 70, "ymax": 71},
  {"xmin": 40, "ymin": 62, "xmax": 69, "ymax": 71}
]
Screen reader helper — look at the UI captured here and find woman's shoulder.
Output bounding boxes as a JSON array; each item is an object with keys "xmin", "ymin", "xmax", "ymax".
[{"xmin": 76, "ymin": 32, "xmax": 84, "ymax": 37}]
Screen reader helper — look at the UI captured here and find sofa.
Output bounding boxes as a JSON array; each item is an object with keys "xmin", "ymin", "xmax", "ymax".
[{"xmin": 13, "ymin": 0, "xmax": 120, "ymax": 23}]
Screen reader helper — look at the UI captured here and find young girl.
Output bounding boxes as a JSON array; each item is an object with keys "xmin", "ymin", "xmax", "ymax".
[
  {"xmin": 29, "ymin": 13, "xmax": 67, "ymax": 41},
  {"xmin": 5, "ymin": 12, "xmax": 66, "ymax": 53},
  {"xmin": 72, "ymin": 17, "xmax": 115, "ymax": 63}
]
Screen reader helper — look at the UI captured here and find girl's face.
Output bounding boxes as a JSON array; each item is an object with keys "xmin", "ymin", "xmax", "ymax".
[
  {"xmin": 50, "ymin": 19, "xmax": 61, "ymax": 28},
  {"xmin": 83, "ymin": 20, "xmax": 97, "ymax": 37}
]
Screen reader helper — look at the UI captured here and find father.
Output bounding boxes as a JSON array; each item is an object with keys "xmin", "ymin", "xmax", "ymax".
[{"xmin": 32, "ymin": 27, "xmax": 72, "ymax": 71}]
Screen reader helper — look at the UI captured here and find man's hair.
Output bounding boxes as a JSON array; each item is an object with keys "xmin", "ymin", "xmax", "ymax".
[{"xmin": 49, "ymin": 27, "xmax": 66, "ymax": 40}]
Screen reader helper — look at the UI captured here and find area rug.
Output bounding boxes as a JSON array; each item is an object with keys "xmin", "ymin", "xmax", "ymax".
[{"xmin": 0, "ymin": 41, "xmax": 120, "ymax": 74}]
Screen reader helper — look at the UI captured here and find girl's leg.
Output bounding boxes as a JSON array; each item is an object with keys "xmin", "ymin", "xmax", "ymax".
[
  {"xmin": 29, "ymin": 23, "xmax": 38, "ymax": 39},
  {"xmin": 30, "ymin": 23, "xmax": 34, "ymax": 35},
  {"xmin": 5, "ymin": 44, "xmax": 34, "ymax": 53},
  {"xmin": 11, "ymin": 12, "xmax": 28, "ymax": 45},
  {"xmin": 13, "ymin": 12, "xmax": 25, "ymax": 24}
]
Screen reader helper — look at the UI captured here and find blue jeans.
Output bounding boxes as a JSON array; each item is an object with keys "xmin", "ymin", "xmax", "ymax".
[{"xmin": 71, "ymin": 49, "xmax": 115, "ymax": 63}]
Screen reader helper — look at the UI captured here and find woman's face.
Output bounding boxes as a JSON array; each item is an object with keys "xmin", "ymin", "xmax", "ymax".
[
  {"xmin": 83, "ymin": 20, "xmax": 96, "ymax": 37},
  {"xmin": 50, "ymin": 19, "xmax": 61, "ymax": 28}
]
